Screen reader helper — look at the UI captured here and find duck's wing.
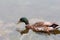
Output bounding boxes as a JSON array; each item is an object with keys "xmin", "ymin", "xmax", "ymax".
[{"xmin": 31, "ymin": 22, "xmax": 44, "ymax": 27}]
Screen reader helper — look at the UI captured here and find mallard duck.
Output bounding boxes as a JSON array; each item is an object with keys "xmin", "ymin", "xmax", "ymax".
[{"xmin": 17, "ymin": 17, "xmax": 59, "ymax": 35}]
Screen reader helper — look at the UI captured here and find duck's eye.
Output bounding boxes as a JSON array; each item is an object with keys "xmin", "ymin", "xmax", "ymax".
[{"xmin": 20, "ymin": 19, "xmax": 24, "ymax": 22}]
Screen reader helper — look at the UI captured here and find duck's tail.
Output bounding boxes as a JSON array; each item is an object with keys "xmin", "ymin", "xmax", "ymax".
[{"xmin": 49, "ymin": 23, "xmax": 59, "ymax": 28}]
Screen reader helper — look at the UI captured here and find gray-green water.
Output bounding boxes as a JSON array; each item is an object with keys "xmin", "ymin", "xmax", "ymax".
[{"xmin": 0, "ymin": 0, "xmax": 60, "ymax": 40}]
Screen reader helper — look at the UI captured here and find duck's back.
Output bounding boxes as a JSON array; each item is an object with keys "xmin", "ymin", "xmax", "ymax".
[{"xmin": 29, "ymin": 18, "xmax": 44, "ymax": 25}]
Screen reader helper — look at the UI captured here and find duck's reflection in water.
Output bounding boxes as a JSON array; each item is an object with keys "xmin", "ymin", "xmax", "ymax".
[
  {"xmin": 34, "ymin": 29, "xmax": 60, "ymax": 35},
  {"xmin": 16, "ymin": 29, "xmax": 60, "ymax": 35}
]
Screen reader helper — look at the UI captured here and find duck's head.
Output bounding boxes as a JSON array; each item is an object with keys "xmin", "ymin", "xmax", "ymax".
[{"xmin": 17, "ymin": 17, "xmax": 29, "ymax": 25}]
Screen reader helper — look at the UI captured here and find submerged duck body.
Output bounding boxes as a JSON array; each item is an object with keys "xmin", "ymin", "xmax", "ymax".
[{"xmin": 17, "ymin": 17, "xmax": 59, "ymax": 34}]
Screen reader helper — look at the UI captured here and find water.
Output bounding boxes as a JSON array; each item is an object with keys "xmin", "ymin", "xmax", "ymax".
[
  {"xmin": 0, "ymin": 0, "xmax": 60, "ymax": 40},
  {"xmin": 0, "ymin": 20, "xmax": 60, "ymax": 40}
]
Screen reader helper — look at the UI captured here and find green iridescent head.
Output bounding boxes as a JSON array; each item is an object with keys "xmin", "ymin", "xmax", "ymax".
[{"xmin": 17, "ymin": 17, "xmax": 29, "ymax": 25}]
